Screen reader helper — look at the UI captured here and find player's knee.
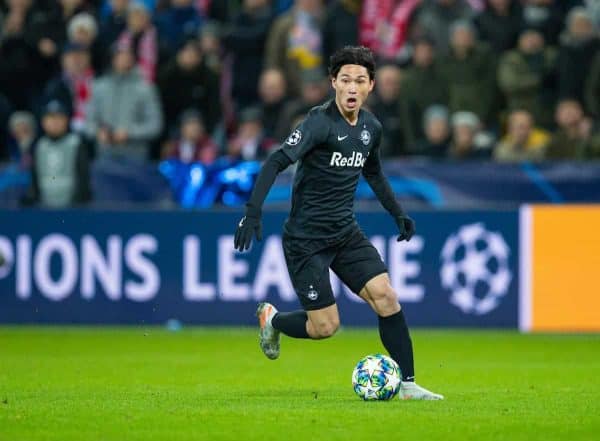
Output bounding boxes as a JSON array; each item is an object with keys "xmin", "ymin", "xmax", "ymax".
[
  {"xmin": 370, "ymin": 287, "xmax": 400, "ymax": 316},
  {"xmin": 313, "ymin": 318, "xmax": 340, "ymax": 339}
]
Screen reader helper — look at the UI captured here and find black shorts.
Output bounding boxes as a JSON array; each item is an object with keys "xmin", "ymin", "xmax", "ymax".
[{"xmin": 282, "ymin": 226, "xmax": 388, "ymax": 311}]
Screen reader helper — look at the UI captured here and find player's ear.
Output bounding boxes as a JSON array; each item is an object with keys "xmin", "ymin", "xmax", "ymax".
[
  {"xmin": 330, "ymin": 75, "xmax": 337, "ymax": 91},
  {"xmin": 368, "ymin": 79, "xmax": 375, "ymax": 93}
]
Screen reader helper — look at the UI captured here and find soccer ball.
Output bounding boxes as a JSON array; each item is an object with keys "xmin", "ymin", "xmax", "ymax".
[{"xmin": 352, "ymin": 354, "xmax": 401, "ymax": 401}]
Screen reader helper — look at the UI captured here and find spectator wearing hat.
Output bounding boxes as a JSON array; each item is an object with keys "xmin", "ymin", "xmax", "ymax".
[
  {"xmin": 117, "ymin": 1, "xmax": 159, "ymax": 82},
  {"xmin": 257, "ymin": 68, "xmax": 289, "ymax": 141},
  {"xmin": 265, "ymin": 0, "xmax": 325, "ymax": 97},
  {"xmin": 222, "ymin": 0, "xmax": 274, "ymax": 110},
  {"xmin": 85, "ymin": 43, "xmax": 163, "ymax": 161},
  {"xmin": 67, "ymin": 12, "xmax": 106, "ymax": 72},
  {"xmin": 43, "ymin": 42, "xmax": 94, "ymax": 133},
  {"xmin": 367, "ymin": 63, "xmax": 406, "ymax": 157},
  {"xmin": 545, "ymin": 99, "xmax": 600, "ymax": 160},
  {"xmin": 274, "ymin": 67, "xmax": 330, "ymax": 140},
  {"xmin": 448, "ymin": 110, "xmax": 492, "ymax": 159},
  {"xmin": 227, "ymin": 107, "xmax": 276, "ymax": 161},
  {"xmin": 557, "ymin": 7, "xmax": 599, "ymax": 106},
  {"xmin": 156, "ymin": 0, "xmax": 204, "ymax": 52},
  {"xmin": 7, "ymin": 111, "xmax": 37, "ymax": 167},
  {"xmin": 520, "ymin": 0, "xmax": 562, "ymax": 46},
  {"xmin": 494, "ymin": 109, "xmax": 549, "ymax": 162},
  {"xmin": 162, "ymin": 109, "xmax": 217, "ymax": 164},
  {"xmin": 474, "ymin": 0, "xmax": 522, "ymax": 53},
  {"xmin": 400, "ymin": 36, "xmax": 449, "ymax": 148},
  {"xmin": 25, "ymin": 100, "xmax": 91, "ymax": 207},
  {"xmin": 497, "ymin": 28, "xmax": 557, "ymax": 128},
  {"xmin": 413, "ymin": 105, "xmax": 451, "ymax": 157},
  {"xmin": 157, "ymin": 35, "xmax": 221, "ymax": 137},
  {"xmin": 440, "ymin": 20, "xmax": 498, "ymax": 126}
]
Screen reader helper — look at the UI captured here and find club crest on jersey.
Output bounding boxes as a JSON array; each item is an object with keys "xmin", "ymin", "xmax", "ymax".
[
  {"xmin": 330, "ymin": 151, "xmax": 367, "ymax": 167},
  {"xmin": 360, "ymin": 129, "xmax": 371, "ymax": 146},
  {"xmin": 286, "ymin": 129, "xmax": 302, "ymax": 146}
]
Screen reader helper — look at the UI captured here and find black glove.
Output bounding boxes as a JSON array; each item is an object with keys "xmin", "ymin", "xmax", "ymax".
[
  {"xmin": 395, "ymin": 215, "xmax": 415, "ymax": 242},
  {"xmin": 234, "ymin": 215, "xmax": 262, "ymax": 251}
]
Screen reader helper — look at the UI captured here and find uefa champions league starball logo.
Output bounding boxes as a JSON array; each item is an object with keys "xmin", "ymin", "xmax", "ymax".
[
  {"xmin": 286, "ymin": 129, "xmax": 302, "ymax": 146},
  {"xmin": 440, "ymin": 223, "xmax": 512, "ymax": 315}
]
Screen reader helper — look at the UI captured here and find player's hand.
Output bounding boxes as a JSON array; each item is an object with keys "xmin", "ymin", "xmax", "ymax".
[
  {"xmin": 395, "ymin": 215, "xmax": 415, "ymax": 242},
  {"xmin": 234, "ymin": 215, "xmax": 262, "ymax": 251}
]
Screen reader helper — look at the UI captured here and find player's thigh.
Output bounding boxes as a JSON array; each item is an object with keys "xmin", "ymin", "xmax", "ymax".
[
  {"xmin": 283, "ymin": 237, "xmax": 337, "ymax": 311},
  {"xmin": 330, "ymin": 229, "xmax": 388, "ymax": 299}
]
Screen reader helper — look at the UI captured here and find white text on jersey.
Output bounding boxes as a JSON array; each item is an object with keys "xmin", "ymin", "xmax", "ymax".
[{"xmin": 330, "ymin": 151, "xmax": 367, "ymax": 167}]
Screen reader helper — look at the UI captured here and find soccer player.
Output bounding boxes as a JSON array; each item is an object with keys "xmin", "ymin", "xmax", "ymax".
[{"xmin": 234, "ymin": 46, "xmax": 443, "ymax": 400}]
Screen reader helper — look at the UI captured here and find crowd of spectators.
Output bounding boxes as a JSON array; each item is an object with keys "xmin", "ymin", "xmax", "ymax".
[{"xmin": 0, "ymin": 0, "xmax": 599, "ymax": 206}]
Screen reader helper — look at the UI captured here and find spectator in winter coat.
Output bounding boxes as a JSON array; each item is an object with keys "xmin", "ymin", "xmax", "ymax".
[
  {"xmin": 162, "ymin": 109, "xmax": 217, "ymax": 164},
  {"xmin": 447, "ymin": 111, "xmax": 492, "ymax": 159},
  {"xmin": 258, "ymin": 68, "xmax": 289, "ymax": 141},
  {"xmin": 43, "ymin": 42, "xmax": 94, "ymax": 133},
  {"xmin": 222, "ymin": 0, "xmax": 274, "ymax": 110},
  {"xmin": 400, "ymin": 36, "xmax": 449, "ymax": 147},
  {"xmin": 413, "ymin": 104, "xmax": 451, "ymax": 157},
  {"xmin": 7, "ymin": 111, "xmax": 36, "ymax": 167},
  {"xmin": 557, "ymin": 7, "xmax": 599, "ymax": 106},
  {"xmin": 545, "ymin": 99, "xmax": 600, "ymax": 160},
  {"xmin": 440, "ymin": 21, "xmax": 497, "ymax": 125},
  {"xmin": 227, "ymin": 107, "xmax": 277, "ymax": 161},
  {"xmin": 497, "ymin": 28, "xmax": 557, "ymax": 128},
  {"xmin": 26, "ymin": 100, "xmax": 91, "ymax": 207},
  {"xmin": 494, "ymin": 109, "xmax": 549, "ymax": 162},
  {"xmin": 156, "ymin": 0, "xmax": 204, "ymax": 52},
  {"xmin": 67, "ymin": 12, "xmax": 106, "ymax": 73},
  {"xmin": 520, "ymin": 0, "xmax": 563, "ymax": 46},
  {"xmin": 157, "ymin": 36, "xmax": 221, "ymax": 136},
  {"xmin": 474, "ymin": 0, "xmax": 522, "ymax": 53},
  {"xmin": 264, "ymin": 0, "xmax": 324, "ymax": 97},
  {"xmin": 85, "ymin": 43, "xmax": 163, "ymax": 161},
  {"xmin": 416, "ymin": 0, "xmax": 475, "ymax": 55}
]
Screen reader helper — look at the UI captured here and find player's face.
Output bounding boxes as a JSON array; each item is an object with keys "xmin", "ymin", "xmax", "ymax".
[{"xmin": 332, "ymin": 64, "xmax": 374, "ymax": 116}]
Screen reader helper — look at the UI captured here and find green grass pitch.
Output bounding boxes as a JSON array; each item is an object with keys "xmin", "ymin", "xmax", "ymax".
[{"xmin": 1, "ymin": 327, "xmax": 599, "ymax": 441}]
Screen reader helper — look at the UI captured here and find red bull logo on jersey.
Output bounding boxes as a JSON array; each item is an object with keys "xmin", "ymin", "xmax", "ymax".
[{"xmin": 330, "ymin": 151, "xmax": 367, "ymax": 167}]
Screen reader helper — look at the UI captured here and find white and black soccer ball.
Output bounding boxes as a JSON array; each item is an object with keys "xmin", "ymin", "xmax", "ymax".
[{"xmin": 440, "ymin": 223, "xmax": 512, "ymax": 315}]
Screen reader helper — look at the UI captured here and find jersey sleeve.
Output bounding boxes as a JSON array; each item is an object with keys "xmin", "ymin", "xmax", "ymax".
[{"xmin": 280, "ymin": 112, "xmax": 329, "ymax": 163}]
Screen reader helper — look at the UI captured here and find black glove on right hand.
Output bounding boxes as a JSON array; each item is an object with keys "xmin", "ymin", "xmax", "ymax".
[
  {"xmin": 395, "ymin": 215, "xmax": 416, "ymax": 242},
  {"xmin": 234, "ymin": 215, "xmax": 263, "ymax": 251}
]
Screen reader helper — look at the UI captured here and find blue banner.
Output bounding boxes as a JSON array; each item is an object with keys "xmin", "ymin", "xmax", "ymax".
[{"xmin": 0, "ymin": 210, "xmax": 519, "ymax": 327}]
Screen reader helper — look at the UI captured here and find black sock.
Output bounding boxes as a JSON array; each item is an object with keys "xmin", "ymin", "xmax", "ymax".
[
  {"xmin": 378, "ymin": 310, "xmax": 415, "ymax": 382},
  {"xmin": 271, "ymin": 311, "xmax": 310, "ymax": 338}
]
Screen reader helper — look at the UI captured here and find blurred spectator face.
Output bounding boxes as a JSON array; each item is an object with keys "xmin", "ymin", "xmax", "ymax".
[
  {"xmin": 176, "ymin": 42, "xmax": 202, "ymax": 70},
  {"xmin": 111, "ymin": 0, "xmax": 130, "ymax": 13},
  {"xmin": 302, "ymin": 79, "xmax": 328, "ymax": 105},
  {"xmin": 569, "ymin": 12, "xmax": 594, "ymax": 41},
  {"xmin": 426, "ymin": 117, "xmax": 450, "ymax": 144},
  {"xmin": 42, "ymin": 113, "xmax": 69, "ymax": 138},
  {"xmin": 555, "ymin": 100, "xmax": 583, "ymax": 129},
  {"xmin": 489, "ymin": 0, "xmax": 511, "ymax": 13},
  {"xmin": 10, "ymin": 119, "xmax": 35, "ymax": 145},
  {"xmin": 375, "ymin": 65, "xmax": 402, "ymax": 103},
  {"xmin": 508, "ymin": 111, "xmax": 533, "ymax": 145},
  {"xmin": 113, "ymin": 49, "xmax": 135, "ymax": 73},
  {"xmin": 451, "ymin": 25, "xmax": 475, "ymax": 53},
  {"xmin": 62, "ymin": 49, "xmax": 91, "ymax": 76},
  {"xmin": 181, "ymin": 118, "xmax": 205, "ymax": 142},
  {"xmin": 69, "ymin": 14, "xmax": 98, "ymax": 46},
  {"xmin": 200, "ymin": 32, "xmax": 220, "ymax": 54},
  {"xmin": 297, "ymin": 0, "xmax": 322, "ymax": 14},
  {"xmin": 172, "ymin": 0, "xmax": 194, "ymax": 7},
  {"xmin": 259, "ymin": 69, "xmax": 287, "ymax": 104},
  {"xmin": 8, "ymin": 0, "xmax": 32, "ymax": 10},
  {"xmin": 454, "ymin": 124, "xmax": 475, "ymax": 149},
  {"xmin": 413, "ymin": 41, "xmax": 434, "ymax": 68},
  {"xmin": 244, "ymin": 0, "xmax": 269, "ymax": 10},
  {"xmin": 128, "ymin": 7, "xmax": 151, "ymax": 33},
  {"xmin": 518, "ymin": 30, "xmax": 544, "ymax": 54}
]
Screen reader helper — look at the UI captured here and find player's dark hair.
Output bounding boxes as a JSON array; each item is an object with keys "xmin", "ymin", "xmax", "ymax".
[{"xmin": 328, "ymin": 46, "xmax": 376, "ymax": 80}]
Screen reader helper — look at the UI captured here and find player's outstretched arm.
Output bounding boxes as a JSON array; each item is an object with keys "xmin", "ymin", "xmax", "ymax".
[
  {"xmin": 362, "ymin": 146, "xmax": 415, "ymax": 242},
  {"xmin": 234, "ymin": 150, "xmax": 293, "ymax": 251}
]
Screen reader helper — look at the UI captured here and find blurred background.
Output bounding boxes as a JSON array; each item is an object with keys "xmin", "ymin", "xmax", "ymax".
[{"xmin": 0, "ymin": 0, "xmax": 598, "ymax": 331}]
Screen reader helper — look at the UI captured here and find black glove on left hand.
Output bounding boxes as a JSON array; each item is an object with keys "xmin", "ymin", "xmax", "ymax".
[
  {"xmin": 395, "ymin": 215, "xmax": 416, "ymax": 242},
  {"xmin": 234, "ymin": 215, "xmax": 262, "ymax": 251}
]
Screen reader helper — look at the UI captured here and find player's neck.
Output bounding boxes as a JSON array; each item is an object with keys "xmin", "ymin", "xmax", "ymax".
[{"xmin": 334, "ymin": 98, "xmax": 360, "ymax": 126}]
